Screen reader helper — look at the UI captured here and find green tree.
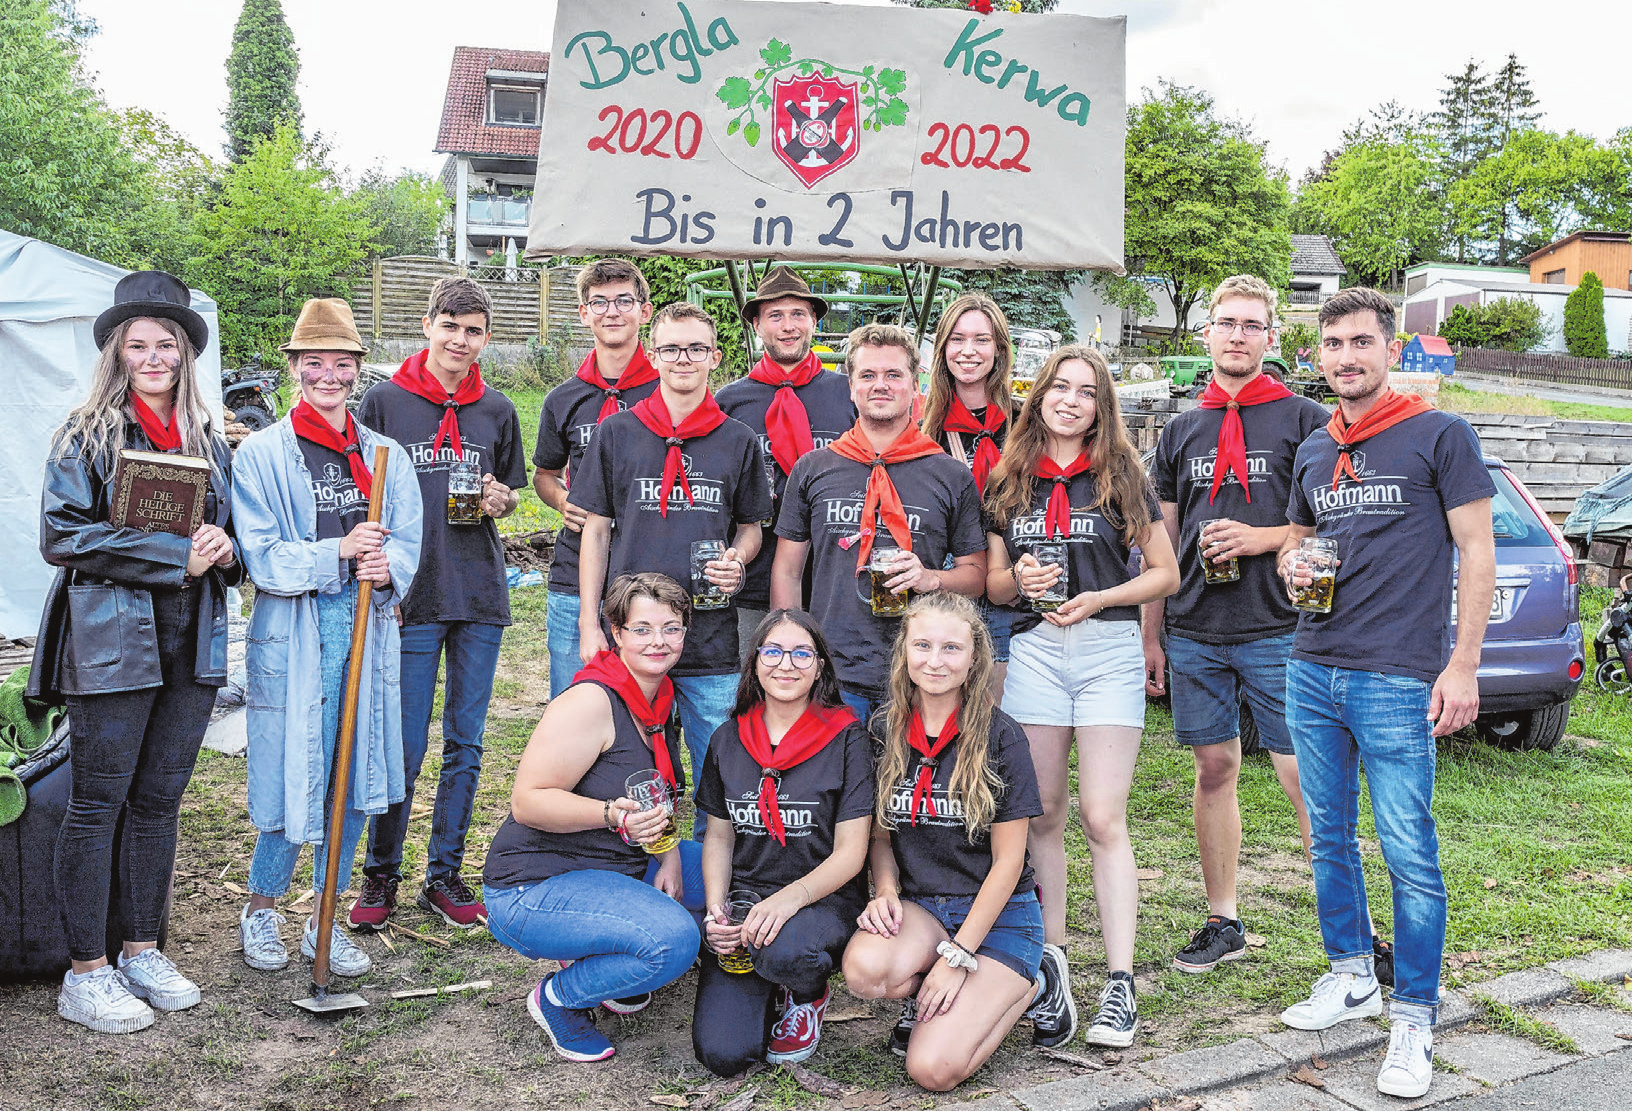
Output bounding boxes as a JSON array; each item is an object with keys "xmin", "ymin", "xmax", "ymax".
[
  {"xmin": 940, "ymin": 268, "xmax": 1078, "ymax": 340},
  {"xmin": 1101, "ymin": 82, "xmax": 1291, "ymax": 353},
  {"xmin": 1490, "ymin": 53, "xmax": 1542, "ymax": 147},
  {"xmin": 1295, "ymin": 130, "xmax": 1445, "ymax": 287},
  {"xmin": 224, "ymin": 0, "xmax": 302, "ymax": 162},
  {"xmin": 1451, "ymin": 130, "xmax": 1626, "ymax": 264},
  {"xmin": 1563, "ymin": 271, "xmax": 1608, "ymax": 358},
  {"xmin": 187, "ymin": 122, "xmax": 372, "ymax": 358},
  {"xmin": 351, "ymin": 167, "xmax": 446, "ymax": 259},
  {"xmin": 0, "ymin": 0, "xmax": 151, "ymax": 264},
  {"xmin": 118, "ymin": 108, "xmax": 220, "ymax": 275},
  {"xmin": 1431, "ymin": 60, "xmax": 1499, "ymax": 261},
  {"xmin": 1438, "ymin": 298, "xmax": 1547, "ymax": 352}
]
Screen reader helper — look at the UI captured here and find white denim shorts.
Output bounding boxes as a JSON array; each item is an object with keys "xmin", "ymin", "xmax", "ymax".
[{"xmin": 1002, "ymin": 618, "xmax": 1146, "ymax": 729}]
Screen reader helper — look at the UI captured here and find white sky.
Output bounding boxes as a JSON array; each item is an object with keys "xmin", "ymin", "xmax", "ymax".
[{"xmin": 77, "ymin": 0, "xmax": 1632, "ymax": 186}]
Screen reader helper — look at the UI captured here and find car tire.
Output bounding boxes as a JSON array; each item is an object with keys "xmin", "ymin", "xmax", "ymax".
[
  {"xmin": 1237, "ymin": 699, "xmax": 1263, "ymax": 756},
  {"xmin": 1475, "ymin": 702, "xmax": 1570, "ymax": 752}
]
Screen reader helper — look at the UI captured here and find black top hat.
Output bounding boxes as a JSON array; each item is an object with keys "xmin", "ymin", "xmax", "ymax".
[
  {"xmin": 740, "ymin": 265, "xmax": 829, "ymax": 326},
  {"xmin": 93, "ymin": 270, "xmax": 210, "ymax": 354}
]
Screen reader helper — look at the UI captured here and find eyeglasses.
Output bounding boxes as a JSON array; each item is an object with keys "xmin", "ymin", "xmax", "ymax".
[
  {"xmin": 654, "ymin": 344, "xmax": 715, "ymax": 364},
  {"xmin": 757, "ymin": 645, "xmax": 819, "ymax": 669},
  {"xmin": 586, "ymin": 295, "xmax": 640, "ymax": 315},
  {"xmin": 1210, "ymin": 320, "xmax": 1270, "ymax": 337},
  {"xmin": 620, "ymin": 623, "xmax": 686, "ymax": 642}
]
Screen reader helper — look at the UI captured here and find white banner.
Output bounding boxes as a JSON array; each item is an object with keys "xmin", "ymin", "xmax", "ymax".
[{"xmin": 527, "ymin": 0, "xmax": 1125, "ymax": 270}]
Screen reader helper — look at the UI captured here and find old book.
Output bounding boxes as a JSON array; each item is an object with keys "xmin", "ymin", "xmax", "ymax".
[{"xmin": 109, "ymin": 449, "xmax": 209, "ymax": 537}]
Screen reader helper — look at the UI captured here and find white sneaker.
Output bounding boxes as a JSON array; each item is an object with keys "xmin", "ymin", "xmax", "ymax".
[
  {"xmin": 240, "ymin": 904, "xmax": 289, "ymax": 971},
  {"xmin": 1377, "ymin": 1020, "xmax": 1434, "ymax": 1098},
  {"xmin": 118, "ymin": 948, "xmax": 201, "ymax": 1011},
  {"xmin": 57, "ymin": 965, "xmax": 155, "ymax": 1034},
  {"xmin": 301, "ymin": 917, "xmax": 372, "ymax": 977},
  {"xmin": 1280, "ymin": 970, "xmax": 1383, "ymax": 1031}
]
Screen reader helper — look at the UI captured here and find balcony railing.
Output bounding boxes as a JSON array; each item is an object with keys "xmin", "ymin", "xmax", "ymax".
[{"xmin": 465, "ymin": 197, "xmax": 531, "ymax": 227}]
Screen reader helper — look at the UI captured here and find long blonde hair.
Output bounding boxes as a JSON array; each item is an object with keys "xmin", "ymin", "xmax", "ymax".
[
  {"xmin": 874, "ymin": 592, "xmax": 1004, "ymax": 841},
  {"xmin": 983, "ymin": 344, "xmax": 1151, "ymax": 546},
  {"xmin": 920, "ymin": 293, "xmax": 1013, "ymax": 441},
  {"xmin": 51, "ymin": 317, "xmax": 218, "ymax": 476}
]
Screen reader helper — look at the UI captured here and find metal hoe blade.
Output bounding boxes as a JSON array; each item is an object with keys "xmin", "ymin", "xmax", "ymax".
[{"xmin": 292, "ymin": 984, "xmax": 370, "ymax": 1014}]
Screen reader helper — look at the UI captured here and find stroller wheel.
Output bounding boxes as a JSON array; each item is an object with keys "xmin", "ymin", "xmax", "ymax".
[{"xmin": 1595, "ymin": 657, "xmax": 1630, "ymax": 694}]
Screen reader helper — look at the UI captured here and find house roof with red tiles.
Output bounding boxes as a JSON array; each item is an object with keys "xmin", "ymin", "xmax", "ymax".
[{"xmin": 434, "ymin": 46, "xmax": 550, "ymax": 158}]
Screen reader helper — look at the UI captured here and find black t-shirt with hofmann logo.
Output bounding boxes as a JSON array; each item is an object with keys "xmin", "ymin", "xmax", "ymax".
[
  {"xmin": 1153, "ymin": 394, "xmax": 1330, "ymax": 644},
  {"xmin": 1287, "ymin": 409, "xmax": 1495, "ymax": 682},
  {"xmin": 298, "ymin": 438, "xmax": 370, "ymax": 542},
  {"xmin": 873, "ymin": 708, "xmax": 1042, "ymax": 900},
  {"xmin": 716, "ymin": 369, "xmax": 855, "ymax": 609},
  {"xmin": 985, "ymin": 470, "xmax": 1163, "ymax": 636},
  {"xmin": 695, "ymin": 716, "xmax": 874, "ymax": 914},
  {"xmin": 357, "ymin": 379, "xmax": 528, "ymax": 627},
  {"xmin": 568, "ymin": 405, "xmax": 772, "ymax": 676},
  {"xmin": 533, "ymin": 372, "xmax": 663, "ymax": 597},
  {"xmin": 777, "ymin": 448, "xmax": 986, "ymax": 698}
]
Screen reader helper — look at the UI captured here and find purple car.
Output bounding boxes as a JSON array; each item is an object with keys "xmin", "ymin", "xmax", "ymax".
[{"xmin": 1452, "ymin": 456, "xmax": 1585, "ymax": 751}]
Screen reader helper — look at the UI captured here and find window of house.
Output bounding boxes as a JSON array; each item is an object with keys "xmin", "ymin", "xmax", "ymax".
[
  {"xmin": 489, "ymin": 85, "xmax": 540, "ymax": 126},
  {"xmin": 1543, "ymin": 268, "xmax": 1566, "ymax": 284}
]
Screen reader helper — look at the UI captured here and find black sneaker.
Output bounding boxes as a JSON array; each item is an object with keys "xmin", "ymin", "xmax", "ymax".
[
  {"xmin": 1173, "ymin": 915, "xmax": 1247, "ymax": 974},
  {"xmin": 1373, "ymin": 935, "xmax": 1395, "ymax": 989},
  {"xmin": 1028, "ymin": 942, "xmax": 1078, "ymax": 1047},
  {"xmin": 1083, "ymin": 972, "xmax": 1138, "ymax": 1048},
  {"xmin": 887, "ymin": 997, "xmax": 917, "ymax": 1057}
]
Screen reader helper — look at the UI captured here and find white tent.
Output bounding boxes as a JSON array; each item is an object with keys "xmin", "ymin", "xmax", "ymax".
[{"xmin": 0, "ymin": 229, "xmax": 223, "ymax": 640}]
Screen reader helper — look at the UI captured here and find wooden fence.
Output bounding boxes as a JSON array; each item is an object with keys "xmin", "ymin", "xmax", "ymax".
[
  {"xmin": 1455, "ymin": 347, "xmax": 1632, "ymax": 391},
  {"xmin": 351, "ymin": 257, "xmax": 592, "ymax": 348}
]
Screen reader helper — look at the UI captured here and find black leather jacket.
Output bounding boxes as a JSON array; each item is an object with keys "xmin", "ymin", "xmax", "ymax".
[{"xmin": 28, "ymin": 423, "xmax": 243, "ymax": 698}]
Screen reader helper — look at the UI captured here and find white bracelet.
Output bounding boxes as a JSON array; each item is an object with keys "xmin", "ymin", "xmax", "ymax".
[{"xmin": 936, "ymin": 940, "xmax": 978, "ymax": 972}]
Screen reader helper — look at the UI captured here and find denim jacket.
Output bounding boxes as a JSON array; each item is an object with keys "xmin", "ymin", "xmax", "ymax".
[{"xmin": 231, "ymin": 416, "xmax": 423, "ymax": 843}]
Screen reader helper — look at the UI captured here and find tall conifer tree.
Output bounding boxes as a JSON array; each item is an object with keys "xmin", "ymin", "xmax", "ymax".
[{"xmin": 224, "ymin": 0, "xmax": 302, "ymax": 163}]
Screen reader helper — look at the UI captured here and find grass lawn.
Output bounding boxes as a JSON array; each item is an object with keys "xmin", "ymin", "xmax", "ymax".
[{"xmin": 1439, "ymin": 381, "xmax": 1632, "ymax": 423}]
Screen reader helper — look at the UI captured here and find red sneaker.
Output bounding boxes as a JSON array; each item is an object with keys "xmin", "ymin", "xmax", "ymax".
[
  {"xmin": 347, "ymin": 872, "xmax": 399, "ymax": 931},
  {"xmin": 418, "ymin": 874, "xmax": 487, "ymax": 928},
  {"xmin": 766, "ymin": 984, "xmax": 829, "ymax": 1064}
]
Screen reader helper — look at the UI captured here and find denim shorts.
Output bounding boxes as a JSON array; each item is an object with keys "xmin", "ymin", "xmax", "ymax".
[
  {"xmin": 1003, "ymin": 619, "xmax": 1145, "ymax": 729},
  {"xmin": 909, "ymin": 890, "xmax": 1044, "ymax": 981},
  {"xmin": 979, "ymin": 599, "xmax": 1023, "ymax": 663},
  {"xmin": 1166, "ymin": 631, "xmax": 1296, "ymax": 755}
]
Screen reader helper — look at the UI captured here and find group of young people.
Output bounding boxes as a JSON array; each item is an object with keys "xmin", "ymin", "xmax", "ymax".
[{"xmin": 33, "ymin": 257, "xmax": 1494, "ymax": 1102}]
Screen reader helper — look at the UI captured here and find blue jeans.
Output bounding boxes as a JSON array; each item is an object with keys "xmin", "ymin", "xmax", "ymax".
[
  {"xmin": 840, "ymin": 689, "xmax": 880, "ymax": 729},
  {"xmin": 364, "ymin": 621, "xmax": 503, "ymax": 884},
  {"xmin": 1286, "ymin": 659, "xmax": 1444, "ymax": 1027},
  {"xmin": 909, "ymin": 891, "xmax": 1045, "ymax": 981},
  {"xmin": 546, "ymin": 590, "xmax": 582, "ymax": 699},
  {"xmin": 672, "ymin": 673, "xmax": 737, "ymax": 840},
  {"xmin": 248, "ymin": 587, "xmax": 368, "ymax": 898},
  {"xmin": 483, "ymin": 842, "xmax": 706, "ymax": 1009},
  {"xmin": 1167, "ymin": 631, "xmax": 1297, "ymax": 755}
]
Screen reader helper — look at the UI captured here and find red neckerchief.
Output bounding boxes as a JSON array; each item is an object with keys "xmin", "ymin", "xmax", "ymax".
[
  {"xmin": 941, "ymin": 397, "xmax": 1005, "ymax": 496},
  {"xmin": 1327, "ymin": 390, "xmax": 1433, "ymax": 489},
  {"xmin": 1197, "ymin": 373, "xmax": 1294, "ymax": 504},
  {"xmin": 573, "ymin": 650, "xmax": 678, "ymax": 792},
  {"xmin": 829, "ymin": 423, "xmax": 944, "ymax": 571},
  {"xmin": 630, "ymin": 389, "xmax": 728, "ymax": 518},
  {"xmin": 747, "ymin": 350, "xmax": 823, "ymax": 475},
  {"xmin": 736, "ymin": 703, "xmax": 856, "ymax": 845},
  {"xmin": 576, "ymin": 346, "xmax": 660, "ymax": 424},
  {"xmin": 391, "ymin": 350, "xmax": 485, "ymax": 457},
  {"xmin": 905, "ymin": 703, "xmax": 960, "ymax": 826},
  {"xmin": 128, "ymin": 390, "xmax": 181, "ymax": 452},
  {"xmin": 1033, "ymin": 452, "xmax": 1093, "ymax": 538},
  {"xmin": 291, "ymin": 399, "xmax": 372, "ymax": 498}
]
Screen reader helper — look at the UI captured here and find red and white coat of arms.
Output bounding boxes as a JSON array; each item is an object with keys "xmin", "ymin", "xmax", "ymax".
[{"xmin": 772, "ymin": 74, "xmax": 859, "ymax": 188}]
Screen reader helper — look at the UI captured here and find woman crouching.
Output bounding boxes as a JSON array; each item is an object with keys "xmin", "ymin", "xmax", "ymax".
[
  {"xmin": 483, "ymin": 573, "xmax": 705, "ymax": 1063},
  {"xmin": 841, "ymin": 592, "xmax": 1045, "ymax": 1091},
  {"xmin": 692, "ymin": 609, "xmax": 872, "ymax": 1075}
]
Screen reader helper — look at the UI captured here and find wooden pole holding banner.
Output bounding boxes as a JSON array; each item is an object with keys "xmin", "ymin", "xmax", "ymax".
[
  {"xmin": 724, "ymin": 260, "xmax": 757, "ymax": 370},
  {"xmin": 300, "ymin": 444, "xmax": 391, "ymax": 1011}
]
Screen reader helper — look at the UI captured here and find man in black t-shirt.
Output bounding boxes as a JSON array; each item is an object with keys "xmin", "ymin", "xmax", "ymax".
[
  {"xmin": 570, "ymin": 302, "xmax": 771, "ymax": 837},
  {"xmin": 771, "ymin": 324, "xmax": 986, "ymax": 722},
  {"xmin": 1275, "ymin": 288, "xmax": 1495, "ymax": 1100},
  {"xmin": 350, "ymin": 278, "xmax": 527, "ymax": 933},
  {"xmin": 1142, "ymin": 275, "xmax": 1329, "ymax": 976},
  {"xmin": 717, "ymin": 266, "xmax": 854, "ymax": 641},
  {"xmin": 532, "ymin": 259, "xmax": 661, "ymax": 697}
]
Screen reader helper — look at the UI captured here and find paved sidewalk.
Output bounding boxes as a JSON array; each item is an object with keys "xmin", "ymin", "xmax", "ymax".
[{"xmin": 956, "ymin": 949, "xmax": 1632, "ymax": 1111}]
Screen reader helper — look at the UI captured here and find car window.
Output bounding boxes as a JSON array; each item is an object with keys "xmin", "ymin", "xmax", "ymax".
[{"xmin": 1489, "ymin": 466, "xmax": 1552, "ymax": 547}]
